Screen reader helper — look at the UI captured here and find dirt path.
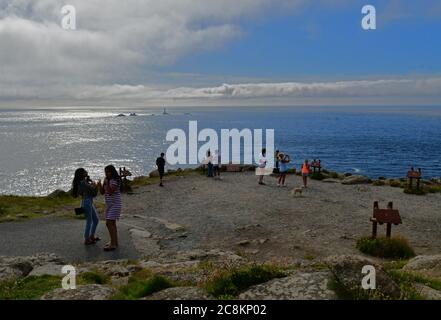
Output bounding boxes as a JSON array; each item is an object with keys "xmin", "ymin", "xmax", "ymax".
[{"xmin": 121, "ymin": 172, "xmax": 441, "ymax": 263}]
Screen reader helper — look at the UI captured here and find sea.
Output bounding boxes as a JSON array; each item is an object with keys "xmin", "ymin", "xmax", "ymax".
[{"xmin": 1, "ymin": 106, "xmax": 440, "ymax": 196}]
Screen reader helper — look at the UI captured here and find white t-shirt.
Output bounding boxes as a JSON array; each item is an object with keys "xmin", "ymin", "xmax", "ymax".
[{"xmin": 258, "ymin": 154, "xmax": 267, "ymax": 168}]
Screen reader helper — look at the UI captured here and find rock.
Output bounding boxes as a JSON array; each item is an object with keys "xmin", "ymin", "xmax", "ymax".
[
  {"xmin": 151, "ymin": 217, "xmax": 185, "ymax": 232},
  {"xmin": 29, "ymin": 264, "xmax": 65, "ymax": 277},
  {"xmin": 149, "ymin": 170, "xmax": 160, "ymax": 178},
  {"xmin": 239, "ymin": 271, "xmax": 336, "ymax": 300},
  {"xmin": 41, "ymin": 284, "xmax": 115, "ymax": 300},
  {"xmin": 403, "ymin": 255, "xmax": 441, "ymax": 278},
  {"xmin": 322, "ymin": 178, "xmax": 341, "ymax": 183},
  {"xmin": 78, "ymin": 260, "xmax": 131, "ymax": 278},
  {"xmin": 341, "ymin": 175, "xmax": 372, "ymax": 185},
  {"xmin": 414, "ymin": 283, "xmax": 441, "ymax": 300},
  {"xmin": 47, "ymin": 189, "xmax": 69, "ymax": 198},
  {"xmin": 237, "ymin": 240, "xmax": 251, "ymax": 246},
  {"xmin": 130, "ymin": 228, "xmax": 152, "ymax": 239},
  {"xmin": 325, "ymin": 255, "xmax": 401, "ymax": 299},
  {"xmin": 0, "ymin": 253, "xmax": 64, "ymax": 280},
  {"xmin": 142, "ymin": 287, "xmax": 214, "ymax": 300},
  {"xmin": 174, "ymin": 249, "xmax": 245, "ymax": 265}
]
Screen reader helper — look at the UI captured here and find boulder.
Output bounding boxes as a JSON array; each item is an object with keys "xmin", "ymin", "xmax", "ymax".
[
  {"xmin": 322, "ymin": 178, "xmax": 341, "ymax": 183},
  {"xmin": 414, "ymin": 283, "xmax": 441, "ymax": 300},
  {"xmin": 41, "ymin": 284, "xmax": 116, "ymax": 300},
  {"xmin": 341, "ymin": 175, "xmax": 372, "ymax": 185},
  {"xmin": 239, "ymin": 271, "xmax": 336, "ymax": 300},
  {"xmin": 142, "ymin": 287, "xmax": 214, "ymax": 300},
  {"xmin": 403, "ymin": 255, "xmax": 441, "ymax": 278},
  {"xmin": 325, "ymin": 255, "xmax": 401, "ymax": 299},
  {"xmin": 149, "ymin": 170, "xmax": 160, "ymax": 178},
  {"xmin": 29, "ymin": 263, "xmax": 65, "ymax": 277},
  {"xmin": 0, "ymin": 253, "xmax": 64, "ymax": 280}
]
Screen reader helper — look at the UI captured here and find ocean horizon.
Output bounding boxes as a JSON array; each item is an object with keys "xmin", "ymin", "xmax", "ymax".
[{"xmin": 1, "ymin": 105, "xmax": 441, "ymax": 196}]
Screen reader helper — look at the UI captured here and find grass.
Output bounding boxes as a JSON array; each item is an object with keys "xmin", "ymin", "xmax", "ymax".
[
  {"xmin": 403, "ymin": 188, "xmax": 427, "ymax": 196},
  {"xmin": 78, "ymin": 271, "xmax": 110, "ymax": 285},
  {"xmin": 0, "ymin": 275, "xmax": 61, "ymax": 300},
  {"xmin": 356, "ymin": 236, "xmax": 415, "ymax": 259},
  {"xmin": 0, "ymin": 193, "xmax": 79, "ymax": 223},
  {"xmin": 204, "ymin": 264, "xmax": 287, "ymax": 298},
  {"xmin": 328, "ymin": 277, "xmax": 390, "ymax": 300},
  {"xmin": 387, "ymin": 269, "xmax": 441, "ymax": 299},
  {"xmin": 310, "ymin": 172, "xmax": 326, "ymax": 180},
  {"xmin": 110, "ymin": 269, "xmax": 174, "ymax": 300}
]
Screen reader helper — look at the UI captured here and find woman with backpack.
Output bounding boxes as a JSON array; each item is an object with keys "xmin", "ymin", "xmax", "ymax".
[
  {"xmin": 72, "ymin": 168, "xmax": 100, "ymax": 245},
  {"xmin": 98, "ymin": 165, "xmax": 122, "ymax": 251}
]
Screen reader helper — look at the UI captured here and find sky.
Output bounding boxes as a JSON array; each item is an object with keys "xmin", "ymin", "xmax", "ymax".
[{"xmin": 1, "ymin": 0, "xmax": 441, "ymax": 107}]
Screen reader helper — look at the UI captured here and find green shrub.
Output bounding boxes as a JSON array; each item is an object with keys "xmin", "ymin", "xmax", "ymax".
[
  {"xmin": 372, "ymin": 180, "xmax": 385, "ymax": 186},
  {"xmin": 403, "ymin": 188, "xmax": 427, "ymax": 195},
  {"xmin": 0, "ymin": 275, "xmax": 61, "ymax": 300},
  {"xmin": 356, "ymin": 236, "xmax": 415, "ymax": 259},
  {"xmin": 425, "ymin": 185, "xmax": 441, "ymax": 194},
  {"xmin": 79, "ymin": 271, "xmax": 110, "ymax": 285},
  {"xmin": 330, "ymin": 172, "xmax": 340, "ymax": 179},
  {"xmin": 310, "ymin": 173, "xmax": 326, "ymax": 181},
  {"xmin": 205, "ymin": 264, "xmax": 286, "ymax": 298},
  {"xmin": 389, "ymin": 180, "xmax": 403, "ymax": 188},
  {"xmin": 111, "ymin": 274, "xmax": 174, "ymax": 300}
]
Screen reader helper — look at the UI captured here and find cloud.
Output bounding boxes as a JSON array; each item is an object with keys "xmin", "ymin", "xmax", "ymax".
[{"xmin": 0, "ymin": 0, "xmax": 440, "ymax": 106}]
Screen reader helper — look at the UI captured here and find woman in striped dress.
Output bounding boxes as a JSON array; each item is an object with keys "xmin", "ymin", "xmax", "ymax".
[{"xmin": 98, "ymin": 165, "xmax": 122, "ymax": 251}]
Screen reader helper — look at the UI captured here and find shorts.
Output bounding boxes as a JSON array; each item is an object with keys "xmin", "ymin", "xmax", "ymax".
[{"xmin": 302, "ymin": 173, "xmax": 309, "ymax": 177}]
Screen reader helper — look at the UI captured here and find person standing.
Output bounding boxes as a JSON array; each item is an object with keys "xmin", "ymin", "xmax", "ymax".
[
  {"xmin": 274, "ymin": 150, "xmax": 280, "ymax": 173},
  {"xmin": 206, "ymin": 150, "xmax": 214, "ymax": 177},
  {"xmin": 98, "ymin": 165, "xmax": 122, "ymax": 252},
  {"xmin": 258, "ymin": 148, "xmax": 267, "ymax": 185},
  {"xmin": 278, "ymin": 153, "xmax": 290, "ymax": 187},
  {"xmin": 213, "ymin": 150, "xmax": 221, "ymax": 179},
  {"xmin": 156, "ymin": 152, "xmax": 166, "ymax": 187},
  {"xmin": 301, "ymin": 159, "xmax": 310, "ymax": 188},
  {"xmin": 72, "ymin": 168, "xmax": 100, "ymax": 246}
]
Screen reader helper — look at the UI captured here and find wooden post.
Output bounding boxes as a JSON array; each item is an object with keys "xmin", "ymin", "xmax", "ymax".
[
  {"xmin": 372, "ymin": 201, "xmax": 379, "ymax": 239},
  {"xmin": 386, "ymin": 202, "xmax": 393, "ymax": 238}
]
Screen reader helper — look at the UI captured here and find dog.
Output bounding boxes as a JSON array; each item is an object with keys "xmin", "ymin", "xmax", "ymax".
[{"xmin": 291, "ymin": 187, "xmax": 303, "ymax": 196}]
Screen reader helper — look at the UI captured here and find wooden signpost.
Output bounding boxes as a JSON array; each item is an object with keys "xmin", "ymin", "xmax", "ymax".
[
  {"xmin": 370, "ymin": 201, "xmax": 402, "ymax": 238},
  {"xmin": 407, "ymin": 167, "xmax": 422, "ymax": 190},
  {"xmin": 310, "ymin": 159, "xmax": 322, "ymax": 174}
]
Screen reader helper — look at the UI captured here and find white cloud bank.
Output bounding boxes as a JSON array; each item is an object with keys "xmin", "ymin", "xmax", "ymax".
[{"xmin": 0, "ymin": 0, "xmax": 440, "ymax": 106}]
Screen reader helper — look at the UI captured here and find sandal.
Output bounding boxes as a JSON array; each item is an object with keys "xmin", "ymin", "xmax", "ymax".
[
  {"xmin": 103, "ymin": 244, "xmax": 117, "ymax": 251},
  {"xmin": 84, "ymin": 239, "xmax": 96, "ymax": 246},
  {"xmin": 91, "ymin": 236, "xmax": 101, "ymax": 242}
]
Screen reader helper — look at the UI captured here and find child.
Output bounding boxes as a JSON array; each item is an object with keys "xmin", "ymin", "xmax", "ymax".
[
  {"xmin": 206, "ymin": 150, "xmax": 213, "ymax": 177},
  {"xmin": 98, "ymin": 165, "xmax": 122, "ymax": 251},
  {"xmin": 278, "ymin": 153, "xmax": 290, "ymax": 187},
  {"xmin": 301, "ymin": 160, "xmax": 310, "ymax": 188}
]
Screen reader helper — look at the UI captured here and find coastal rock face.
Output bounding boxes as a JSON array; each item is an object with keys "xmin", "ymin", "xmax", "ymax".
[
  {"xmin": 325, "ymin": 255, "xmax": 401, "ymax": 299},
  {"xmin": 403, "ymin": 255, "xmax": 441, "ymax": 278},
  {"xmin": 173, "ymin": 249, "xmax": 245, "ymax": 265},
  {"xmin": 341, "ymin": 175, "xmax": 372, "ymax": 185},
  {"xmin": 239, "ymin": 271, "xmax": 336, "ymax": 300},
  {"xmin": 41, "ymin": 284, "xmax": 116, "ymax": 300},
  {"xmin": 142, "ymin": 287, "xmax": 214, "ymax": 300}
]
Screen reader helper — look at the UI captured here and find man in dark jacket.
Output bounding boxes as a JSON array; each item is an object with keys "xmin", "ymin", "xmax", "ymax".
[{"xmin": 156, "ymin": 153, "xmax": 166, "ymax": 187}]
